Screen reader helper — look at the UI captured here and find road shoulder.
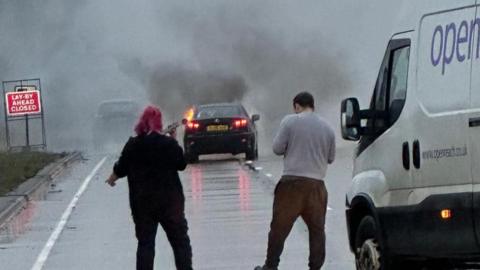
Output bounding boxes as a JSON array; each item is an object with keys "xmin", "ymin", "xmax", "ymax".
[{"xmin": 0, "ymin": 152, "xmax": 81, "ymax": 241}]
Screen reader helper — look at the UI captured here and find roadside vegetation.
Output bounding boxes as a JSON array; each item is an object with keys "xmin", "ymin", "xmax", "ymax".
[{"xmin": 0, "ymin": 151, "xmax": 63, "ymax": 195}]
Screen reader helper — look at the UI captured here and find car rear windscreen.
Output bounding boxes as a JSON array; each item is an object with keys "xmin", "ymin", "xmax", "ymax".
[{"xmin": 195, "ymin": 106, "xmax": 243, "ymax": 119}]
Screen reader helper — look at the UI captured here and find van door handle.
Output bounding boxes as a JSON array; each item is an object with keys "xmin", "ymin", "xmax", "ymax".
[
  {"xmin": 469, "ymin": 117, "xmax": 480, "ymax": 127},
  {"xmin": 402, "ymin": 142, "xmax": 410, "ymax": 170},
  {"xmin": 413, "ymin": 140, "xmax": 421, "ymax": 169}
]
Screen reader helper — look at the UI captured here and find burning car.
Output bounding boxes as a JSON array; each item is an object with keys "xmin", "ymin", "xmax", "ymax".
[{"xmin": 183, "ymin": 103, "xmax": 260, "ymax": 163}]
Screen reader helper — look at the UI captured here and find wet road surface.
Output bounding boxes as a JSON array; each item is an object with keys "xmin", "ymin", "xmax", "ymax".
[{"xmin": 0, "ymin": 148, "xmax": 355, "ymax": 270}]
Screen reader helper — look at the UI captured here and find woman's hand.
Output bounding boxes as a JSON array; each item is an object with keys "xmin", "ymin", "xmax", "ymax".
[
  {"xmin": 106, "ymin": 173, "xmax": 119, "ymax": 187},
  {"xmin": 168, "ymin": 128, "xmax": 177, "ymax": 140}
]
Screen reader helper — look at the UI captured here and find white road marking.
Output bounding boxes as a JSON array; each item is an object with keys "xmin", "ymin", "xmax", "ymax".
[
  {"xmin": 30, "ymin": 157, "xmax": 107, "ymax": 270},
  {"xmin": 327, "ymin": 206, "xmax": 333, "ymax": 211},
  {"xmin": 255, "ymin": 167, "xmax": 263, "ymax": 171}
]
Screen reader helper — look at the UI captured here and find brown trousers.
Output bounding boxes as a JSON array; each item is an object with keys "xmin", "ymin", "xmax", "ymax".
[{"xmin": 265, "ymin": 176, "xmax": 328, "ymax": 270}]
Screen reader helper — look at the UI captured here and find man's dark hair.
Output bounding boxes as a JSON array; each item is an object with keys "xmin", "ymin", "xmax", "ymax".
[{"xmin": 293, "ymin": 92, "xmax": 315, "ymax": 109}]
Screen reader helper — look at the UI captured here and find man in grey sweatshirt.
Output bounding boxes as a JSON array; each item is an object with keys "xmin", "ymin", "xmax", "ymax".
[{"xmin": 255, "ymin": 92, "xmax": 336, "ymax": 270}]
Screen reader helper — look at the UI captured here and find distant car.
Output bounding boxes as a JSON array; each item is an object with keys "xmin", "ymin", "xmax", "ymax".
[
  {"xmin": 183, "ymin": 103, "xmax": 260, "ymax": 163},
  {"xmin": 93, "ymin": 100, "xmax": 139, "ymax": 151}
]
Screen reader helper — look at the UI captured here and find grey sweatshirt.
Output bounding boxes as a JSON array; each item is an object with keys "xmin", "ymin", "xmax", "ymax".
[{"xmin": 273, "ymin": 111, "xmax": 336, "ymax": 181}]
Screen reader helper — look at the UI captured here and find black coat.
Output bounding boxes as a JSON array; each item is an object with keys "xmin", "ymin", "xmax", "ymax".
[{"xmin": 113, "ymin": 132, "xmax": 187, "ymax": 216}]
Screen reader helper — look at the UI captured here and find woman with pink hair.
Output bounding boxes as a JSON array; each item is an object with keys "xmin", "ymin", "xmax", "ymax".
[{"xmin": 106, "ymin": 105, "xmax": 193, "ymax": 270}]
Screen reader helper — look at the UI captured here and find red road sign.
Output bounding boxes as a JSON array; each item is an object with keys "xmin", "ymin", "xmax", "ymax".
[{"xmin": 5, "ymin": 90, "xmax": 42, "ymax": 116}]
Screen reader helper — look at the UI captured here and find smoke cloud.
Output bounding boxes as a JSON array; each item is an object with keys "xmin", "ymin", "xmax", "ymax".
[
  {"xmin": 0, "ymin": 0, "xmax": 404, "ymax": 152},
  {"xmin": 118, "ymin": 1, "xmax": 352, "ymax": 150},
  {"xmin": 120, "ymin": 60, "xmax": 249, "ymax": 120}
]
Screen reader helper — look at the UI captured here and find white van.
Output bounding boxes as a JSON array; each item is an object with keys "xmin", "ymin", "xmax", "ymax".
[{"xmin": 341, "ymin": 1, "xmax": 480, "ymax": 269}]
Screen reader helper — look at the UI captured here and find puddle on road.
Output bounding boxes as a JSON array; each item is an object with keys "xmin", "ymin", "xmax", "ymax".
[
  {"xmin": 238, "ymin": 169, "xmax": 251, "ymax": 213},
  {"xmin": 186, "ymin": 163, "xmax": 253, "ymax": 215},
  {"xmin": 190, "ymin": 166, "xmax": 203, "ymax": 203},
  {"xmin": 0, "ymin": 200, "xmax": 37, "ymax": 243}
]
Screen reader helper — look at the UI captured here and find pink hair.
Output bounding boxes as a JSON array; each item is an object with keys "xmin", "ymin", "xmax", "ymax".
[{"xmin": 134, "ymin": 105, "xmax": 163, "ymax": 136}]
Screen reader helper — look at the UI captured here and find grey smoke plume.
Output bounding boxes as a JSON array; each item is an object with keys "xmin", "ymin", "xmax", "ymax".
[
  {"xmin": 119, "ymin": 1, "xmax": 352, "ymax": 146},
  {"xmin": 119, "ymin": 59, "xmax": 249, "ymax": 119},
  {"xmin": 149, "ymin": 66, "xmax": 248, "ymax": 110},
  {"xmin": 1, "ymin": 0, "xmax": 405, "ymax": 152}
]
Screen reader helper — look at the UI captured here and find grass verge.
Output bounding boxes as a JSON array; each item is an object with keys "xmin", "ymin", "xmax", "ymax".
[{"xmin": 0, "ymin": 151, "xmax": 64, "ymax": 196}]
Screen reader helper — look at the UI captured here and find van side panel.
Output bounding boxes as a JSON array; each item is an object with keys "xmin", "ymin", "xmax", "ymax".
[
  {"xmin": 468, "ymin": 2, "xmax": 480, "ymax": 251},
  {"xmin": 379, "ymin": 193, "xmax": 477, "ymax": 257},
  {"xmin": 411, "ymin": 6, "xmax": 477, "ymax": 255}
]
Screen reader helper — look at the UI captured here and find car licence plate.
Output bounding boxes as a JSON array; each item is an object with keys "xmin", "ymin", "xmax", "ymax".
[{"xmin": 207, "ymin": 125, "xmax": 229, "ymax": 132}]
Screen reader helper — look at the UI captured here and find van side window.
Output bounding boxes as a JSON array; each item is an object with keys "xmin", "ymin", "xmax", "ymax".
[
  {"xmin": 375, "ymin": 61, "xmax": 389, "ymax": 111},
  {"xmin": 358, "ymin": 39, "xmax": 411, "ymax": 156},
  {"xmin": 372, "ymin": 57, "xmax": 390, "ymax": 131},
  {"xmin": 388, "ymin": 46, "xmax": 410, "ymax": 124}
]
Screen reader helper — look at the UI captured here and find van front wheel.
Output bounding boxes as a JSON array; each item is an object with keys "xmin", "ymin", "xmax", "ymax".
[
  {"xmin": 355, "ymin": 216, "xmax": 420, "ymax": 270},
  {"xmin": 357, "ymin": 239, "xmax": 381, "ymax": 270},
  {"xmin": 355, "ymin": 216, "xmax": 382, "ymax": 270}
]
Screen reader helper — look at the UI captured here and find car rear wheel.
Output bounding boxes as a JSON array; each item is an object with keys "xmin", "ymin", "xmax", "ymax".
[
  {"xmin": 185, "ymin": 152, "xmax": 199, "ymax": 164},
  {"xmin": 245, "ymin": 143, "xmax": 257, "ymax": 161}
]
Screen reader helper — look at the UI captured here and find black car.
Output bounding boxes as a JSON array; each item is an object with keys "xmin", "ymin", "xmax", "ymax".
[{"xmin": 183, "ymin": 103, "xmax": 260, "ymax": 163}]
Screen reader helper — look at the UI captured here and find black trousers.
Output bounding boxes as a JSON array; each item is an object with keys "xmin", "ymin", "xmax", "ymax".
[{"xmin": 132, "ymin": 193, "xmax": 193, "ymax": 270}]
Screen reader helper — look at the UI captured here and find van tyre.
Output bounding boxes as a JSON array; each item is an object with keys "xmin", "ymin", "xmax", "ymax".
[
  {"xmin": 355, "ymin": 216, "xmax": 420, "ymax": 270},
  {"xmin": 355, "ymin": 216, "xmax": 382, "ymax": 270}
]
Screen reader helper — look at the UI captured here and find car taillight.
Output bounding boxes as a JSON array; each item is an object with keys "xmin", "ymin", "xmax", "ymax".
[
  {"xmin": 233, "ymin": 119, "xmax": 248, "ymax": 129},
  {"xmin": 187, "ymin": 121, "xmax": 200, "ymax": 130}
]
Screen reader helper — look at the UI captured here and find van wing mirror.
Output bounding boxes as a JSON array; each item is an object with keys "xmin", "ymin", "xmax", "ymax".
[
  {"xmin": 341, "ymin": 98, "xmax": 361, "ymax": 141},
  {"xmin": 252, "ymin": 114, "xmax": 260, "ymax": 122}
]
